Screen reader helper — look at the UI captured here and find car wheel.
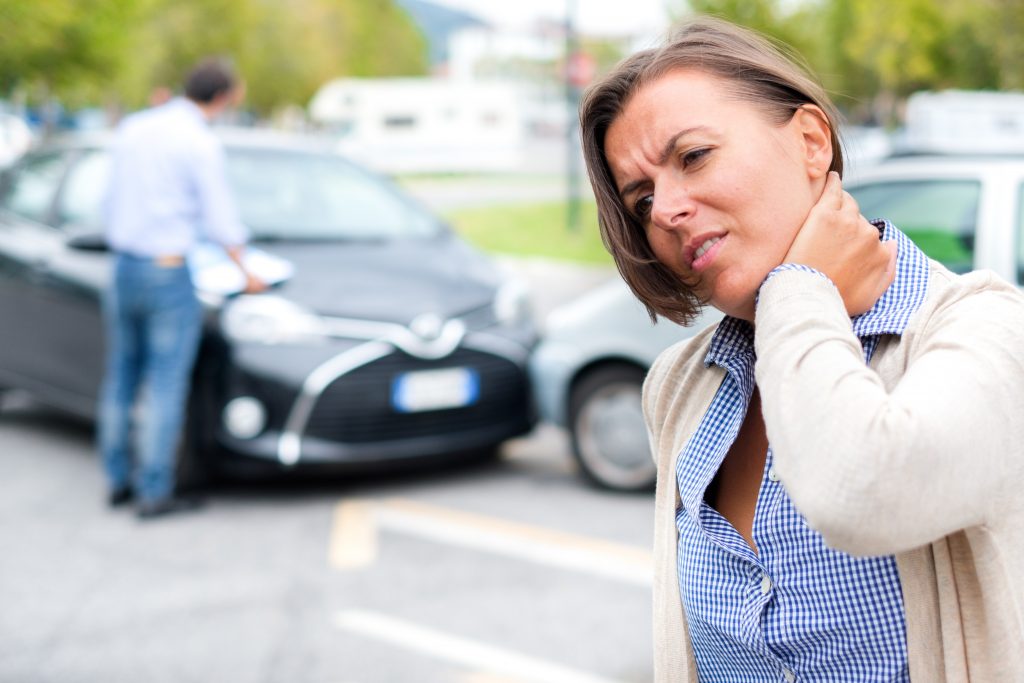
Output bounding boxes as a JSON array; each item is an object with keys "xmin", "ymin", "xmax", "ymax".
[{"xmin": 568, "ymin": 364, "xmax": 655, "ymax": 492}]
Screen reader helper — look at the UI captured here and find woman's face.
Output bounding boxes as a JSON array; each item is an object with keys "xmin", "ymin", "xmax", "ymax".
[{"xmin": 604, "ymin": 69, "xmax": 829, "ymax": 321}]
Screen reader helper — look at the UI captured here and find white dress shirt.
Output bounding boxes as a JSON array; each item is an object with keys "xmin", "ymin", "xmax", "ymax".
[{"xmin": 104, "ymin": 98, "xmax": 248, "ymax": 257}]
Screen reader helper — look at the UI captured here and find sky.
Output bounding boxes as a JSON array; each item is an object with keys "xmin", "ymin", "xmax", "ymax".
[{"xmin": 429, "ymin": 0, "xmax": 675, "ymax": 37}]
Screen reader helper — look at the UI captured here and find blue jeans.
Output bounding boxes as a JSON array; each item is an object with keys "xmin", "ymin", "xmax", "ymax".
[{"xmin": 98, "ymin": 254, "xmax": 202, "ymax": 503}]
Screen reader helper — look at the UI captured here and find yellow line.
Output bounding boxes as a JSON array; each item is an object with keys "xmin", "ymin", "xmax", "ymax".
[
  {"xmin": 328, "ymin": 500, "xmax": 378, "ymax": 570},
  {"xmin": 327, "ymin": 497, "xmax": 652, "ymax": 582},
  {"xmin": 459, "ymin": 673, "xmax": 531, "ymax": 683},
  {"xmin": 380, "ymin": 497, "xmax": 651, "ymax": 566}
]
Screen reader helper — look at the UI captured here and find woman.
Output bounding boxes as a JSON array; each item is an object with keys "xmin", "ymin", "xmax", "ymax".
[{"xmin": 580, "ymin": 17, "xmax": 1024, "ymax": 683}]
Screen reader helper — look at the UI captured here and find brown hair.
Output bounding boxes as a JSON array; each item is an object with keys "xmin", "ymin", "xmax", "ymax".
[
  {"xmin": 185, "ymin": 57, "xmax": 238, "ymax": 104},
  {"xmin": 579, "ymin": 17, "xmax": 844, "ymax": 325}
]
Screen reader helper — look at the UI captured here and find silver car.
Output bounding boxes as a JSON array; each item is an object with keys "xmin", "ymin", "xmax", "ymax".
[
  {"xmin": 531, "ymin": 153, "xmax": 1024, "ymax": 492},
  {"xmin": 530, "ymin": 278, "xmax": 720, "ymax": 491}
]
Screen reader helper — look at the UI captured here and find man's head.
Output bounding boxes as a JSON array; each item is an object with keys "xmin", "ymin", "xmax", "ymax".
[{"xmin": 184, "ymin": 58, "xmax": 240, "ymax": 115}]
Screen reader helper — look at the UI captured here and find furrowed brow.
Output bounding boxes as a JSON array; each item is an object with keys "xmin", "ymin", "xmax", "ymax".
[
  {"xmin": 658, "ymin": 126, "xmax": 708, "ymax": 164},
  {"xmin": 617, "ymin": 126, "xmax": 710, "ymax": 203}
]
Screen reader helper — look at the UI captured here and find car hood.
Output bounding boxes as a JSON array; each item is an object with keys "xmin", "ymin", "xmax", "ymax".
[{"xmin": 259, "ymin": 232, "xmax": 502, "ymax": 325}]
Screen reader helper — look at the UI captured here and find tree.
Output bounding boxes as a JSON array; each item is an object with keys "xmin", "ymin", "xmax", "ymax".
[
  {"xmin": 974, "ymin": 0, "xmax": 1024, "ymax": 90},
  {"xmin": 0, "ymin": 0, "xmax": 428, "ymax": 118},
  {"xmin": 0, "ymin": 0, "xmax": 143, "ymax": 104},
  {"xmin": 673, "ymin": 0, "xmax": 1015, "ymax": 126},
  {"xmin": 123, "ymin": 0, "xmax": 429, "ymax": 115},
  {"xmin": 677, "ymin": 0, "xmax": 817, "ymax": 58}
]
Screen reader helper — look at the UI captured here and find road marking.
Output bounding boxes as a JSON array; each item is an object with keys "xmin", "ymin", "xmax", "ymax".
[
  {"xmin": 459, "ymin": 673, "xmax": 531, "ymax": 683},
  {"xmin": 329, "ymin": 500, "xmax": 377, "ymax": 569},
  {"xmin": 334, "ymin": 609, "xmax": 622, "ymax": 683},
  {"xmin": 328, "ymin": 498, "xmax": 652, "ymax": 585}
]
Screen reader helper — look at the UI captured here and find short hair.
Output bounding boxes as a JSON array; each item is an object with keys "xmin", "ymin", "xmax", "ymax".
[
  {"xmin": 579, "ymin": 17, "xmax": 844, "ymax": 325},
  {"xmin": 184, "ymin": 57, "xmax": 237, "ymax": 104}
]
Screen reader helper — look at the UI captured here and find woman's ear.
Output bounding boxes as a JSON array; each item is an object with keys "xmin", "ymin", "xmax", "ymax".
[{"xmin": 794, "ymin": 105, "xmax": 832, "ymax": 180}]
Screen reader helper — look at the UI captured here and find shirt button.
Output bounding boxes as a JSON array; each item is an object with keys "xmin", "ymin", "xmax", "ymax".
[
  {"xmin": 768, "ymin": 466, "xmax": 780, "ymax": 482},
  {"xmin": 783, "ymin": 668, "xmax": 796, "ymax": 682},
  {"xmin": 760, "ymin": 573, "xmax": 772, "ymax": 595}
]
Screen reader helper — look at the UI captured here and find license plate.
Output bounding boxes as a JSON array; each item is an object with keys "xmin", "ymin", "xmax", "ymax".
[{"xmin": 391, "ymin": 367, "xmax": 480, "ymax": 413}]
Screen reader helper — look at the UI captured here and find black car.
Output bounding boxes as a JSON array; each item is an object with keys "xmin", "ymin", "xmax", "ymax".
[{"xmin": 0, "ymin": 130, "xmax": 537, "ymax": 483}]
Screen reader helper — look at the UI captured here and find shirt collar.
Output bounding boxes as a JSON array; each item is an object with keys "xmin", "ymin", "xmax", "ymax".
[
  {"xmin": 850, "ymin": 219, "xmax": 931, "ymax": 337},
  {"xmin": 704, "ymin": 316, "xmax": 754, "ymax": 368},
  {"xmin": 171, "ymin": 97, "xmax": 210, "ymax": 126},
  {"xmin": 703, "ymin": 220, "xmax": 930, "ymax": 369}
]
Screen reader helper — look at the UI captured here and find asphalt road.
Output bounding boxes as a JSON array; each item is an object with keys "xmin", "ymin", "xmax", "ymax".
[
  {"xmin": 0, "ymin": 255, "xmax": 655, "ymax": 683},
  {"xmin": 0, "ymin": 394, "xmax": 654, "ymax": 683}
]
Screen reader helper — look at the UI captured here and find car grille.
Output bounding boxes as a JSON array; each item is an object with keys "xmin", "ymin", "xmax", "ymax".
[{"xmin": 304, "ymin": 348, "xmax": 529, "ymax": 443}]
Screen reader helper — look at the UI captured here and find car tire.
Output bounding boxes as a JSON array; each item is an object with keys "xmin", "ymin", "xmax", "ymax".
[{"xmin": 568, "ymin": 364, "xmax": 656, "ymax": 492}]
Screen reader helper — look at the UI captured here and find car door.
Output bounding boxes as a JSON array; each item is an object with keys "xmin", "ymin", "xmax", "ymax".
[
  {"xmin": 0, "ymin": 150, "xmax": 77, "ymax": 401},
  {"xmin": 38, "ymin": 149, "xmax": 113, "ymax": 413}
]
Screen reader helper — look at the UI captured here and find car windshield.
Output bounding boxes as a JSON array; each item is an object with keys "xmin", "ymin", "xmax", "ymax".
[{"xmin": 225, "ymin": 148, "xmax": 440, "ymax": 241}]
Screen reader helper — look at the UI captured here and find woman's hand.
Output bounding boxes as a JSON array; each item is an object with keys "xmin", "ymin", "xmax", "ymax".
[{"xmin": 783, "ymin": 172, "xmax": 898, "ymax": 316}]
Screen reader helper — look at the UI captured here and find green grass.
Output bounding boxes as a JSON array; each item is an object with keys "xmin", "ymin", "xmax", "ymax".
[{"xmin": 442, "ymin": 200, "xmax": 613, "ymax": 265}]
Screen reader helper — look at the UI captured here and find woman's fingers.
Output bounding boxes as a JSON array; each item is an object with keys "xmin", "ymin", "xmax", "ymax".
[
  {"xmin": 819, "ymin": 170, "xmax": 843, "ymax": 210},
  {"xmin": 782, "ymin": 174, "xmax": 894, "ymax": 316},
  {"xmin": 839, "ymin": 188, "xmax": 859, "ymax": 216}
]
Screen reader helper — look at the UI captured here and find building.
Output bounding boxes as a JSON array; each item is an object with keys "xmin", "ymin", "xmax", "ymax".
[{"xmin": 309, "ymin": 78, "xmax": 525, "ymax": 174}]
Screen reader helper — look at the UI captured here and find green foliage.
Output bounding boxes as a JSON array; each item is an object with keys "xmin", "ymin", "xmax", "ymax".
[
  {"xmin": 0, "ymin": 0, "xmax": 142, "ymax": 101},
  {"xmin": 0, "ymin": 0, "xmax": 428, "ymax": 115},
  {"xmin": 443, "ymin": 201, "xmax": 613, "ymax": 265},
  {"xmin": 676, "ymin": 0, "xmax": 1024, "ymax": 125},
  {"xmin": 983, "ymin": 0, "xmax": 1024, "ymax": 90},
  {"xmin": 680, "ymin": 0, "xmax": 814, "ymax": 55},
  {"xmin": 843, "ymin": 0, "xmax": 951, "ymax": 95}
]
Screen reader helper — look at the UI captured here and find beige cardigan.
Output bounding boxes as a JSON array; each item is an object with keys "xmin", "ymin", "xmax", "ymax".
[{"xmin": 643, "ymin": 262, "xmax": 1024, "ymax": 682}]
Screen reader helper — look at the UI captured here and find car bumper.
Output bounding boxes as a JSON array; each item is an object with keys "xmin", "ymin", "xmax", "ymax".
[{"xmin": 209, "ymin": 331, "xmax": 536, "ymax": 470}]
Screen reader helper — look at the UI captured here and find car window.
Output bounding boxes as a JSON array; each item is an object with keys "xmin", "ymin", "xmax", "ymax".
[
  {"xmin": 225, "ymin": 149, "xmax": 440, "ymax": 241},
  {"xmin": 848, "ymin": 179, "xmax": 980, "ymax": 273},
  {"xmin": 2, "ymin": 152, "xmax": 66, "ymax": 224},
  {"xmin": 58, "ymin": 151, "xmax": 111, "ymax": 229}
]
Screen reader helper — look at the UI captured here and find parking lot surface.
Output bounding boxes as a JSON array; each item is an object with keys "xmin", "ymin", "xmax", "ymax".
[
  {"xmin": 0, "ymin": 254, "xmax": 655, "ymax": 683},
  {"xmin": 1, "ymin": 395, "xmax": 653, "ymax": 683}
]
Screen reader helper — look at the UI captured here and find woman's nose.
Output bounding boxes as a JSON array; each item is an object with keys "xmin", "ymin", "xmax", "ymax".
[{"xmin": 650, "ymin": 182, "xmax": 694, "ymax": 231}]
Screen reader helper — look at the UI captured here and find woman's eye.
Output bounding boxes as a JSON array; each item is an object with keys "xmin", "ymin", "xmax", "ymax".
[
  {"xmin": 633, "ymin": 194, "xmax": 653, "ymax": 218},
  {"xmin": 681, "ymin": 148, "xmax": 710, "ymax": 168}
]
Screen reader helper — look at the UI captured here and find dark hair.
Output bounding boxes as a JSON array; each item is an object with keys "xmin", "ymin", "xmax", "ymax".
[
  {"xmin": 579, "ymin": 17, "xmax": 844, "ymax": 325},
  {"xmin": 184, "ymin": 57, "xmax": 238, "ymax": 104}
]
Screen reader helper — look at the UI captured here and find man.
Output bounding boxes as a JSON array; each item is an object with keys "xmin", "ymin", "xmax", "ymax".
[{"xmin": 99, "ymin": 57, "xmax": 264, "ymax": 519}]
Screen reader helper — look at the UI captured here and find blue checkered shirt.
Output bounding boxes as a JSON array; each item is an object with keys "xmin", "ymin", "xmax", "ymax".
[{"xmin": 677, "ymin": 221, "xmax": 930, "ymax": 682}]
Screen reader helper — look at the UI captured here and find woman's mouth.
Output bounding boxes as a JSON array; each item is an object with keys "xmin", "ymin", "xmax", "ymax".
[{"xmin": 690, "ymin": 235, "xmax": 726, "ymax": 271}]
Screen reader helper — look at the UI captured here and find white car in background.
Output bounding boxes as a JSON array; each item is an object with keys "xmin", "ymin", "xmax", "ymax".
[
  {"xmin": 847, "ymin": 154, "xmax": 1024, "ymax": 281},
  {"xmin": 0, "ymin": 114, "xmax": 32, "ymax": 167},
  {"xmin": 530, "ymin": 280, "xmax": 720, "ymax": 491},
  {"xmin": 532, "ymin": 152, "xmax": 1024, "ymax": 492}
]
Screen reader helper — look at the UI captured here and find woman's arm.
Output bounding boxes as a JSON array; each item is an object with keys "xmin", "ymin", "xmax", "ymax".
[{"xmin": 754, "ymin": 178, "xmax": 1024, "ymax": 556}]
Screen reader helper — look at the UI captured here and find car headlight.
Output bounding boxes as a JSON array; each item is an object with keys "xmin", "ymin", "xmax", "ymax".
[
  {"xmin": 493, "ymin": 278, "xmax": 532, "ymax": 327},
  {"xmin": 221, "ymin": 295, "xmax": 328, "ymax": 345}
]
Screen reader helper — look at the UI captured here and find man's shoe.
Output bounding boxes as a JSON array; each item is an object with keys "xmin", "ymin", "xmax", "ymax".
[
  {"xmin": 108, "ymin": 486, "xmax": 134, "ymax": 508},
  {"xmin": 136, "ymin": 495, "xmax": 203, "ymax": 520}
]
